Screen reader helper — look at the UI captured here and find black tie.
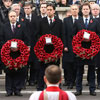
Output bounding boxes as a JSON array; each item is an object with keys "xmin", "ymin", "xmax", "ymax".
[
  {"xmin": 12, "ymin": 24, "xmax": 15, "ymax": 33},
  {"xmin": 74, "ymin": 18, "xmax": 77, "ymax": 23},
  {"xmin": 27, "ymin": 15, "xmax": 30, "ymax": 22},
  {"xmin": 85, "ymin": 18, "xmax": 88, "ymax": 28},
  {"xmin": 50, "ymin": 19, "xmax": 52, "ymax": 26}
]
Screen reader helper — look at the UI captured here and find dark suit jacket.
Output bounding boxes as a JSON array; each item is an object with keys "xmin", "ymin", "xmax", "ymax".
[
  {"xmin": 24, "ymin": 13, "xmax": 39, "ymax": 62},
  {"xmin": 38, "ymin": 16, "xmax": 63, "ymax": 40},
  {"xmin": 0, "ymin": 21, "xmax": 29, "ymax": 72},
  {"xmin": 73, "ymin": 16, "xmax": 100, "ymax": 65},
  {"xmin": 63, "ymin": 16, "xmax": 79, "ymax": 63},
  {"xmin": 1, "ymin": 21, "xmax": 29, "ymax": 46}
]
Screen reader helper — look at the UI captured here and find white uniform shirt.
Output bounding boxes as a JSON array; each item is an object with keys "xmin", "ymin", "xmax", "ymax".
[{"xmin": 29, "ymin": 91, "xmax": 77, "ymax": 100}]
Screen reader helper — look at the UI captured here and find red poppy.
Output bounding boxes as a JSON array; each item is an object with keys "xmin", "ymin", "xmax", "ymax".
[
  {"xmin": 34, "ymin": 34, "xmax": 63, "ymax": 63},
  {"xmin": 72, "ymin": 29, "xmax": 100, "ymax": 59},
  {"xmin": 17, "ymin": 24, "xmax": 21, "ymax": 28},
  {"xmin": 1, "ymin": 39, "xmax": 30, "ymax": 70}
]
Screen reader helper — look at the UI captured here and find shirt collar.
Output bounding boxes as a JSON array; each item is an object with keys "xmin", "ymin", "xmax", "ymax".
[
  {"xmin": 47, "ymin": 16, "xmax": 55, "ymax": 24},
  {"xmin": 26, "ymin": 14, "xmax": 32, "ymax": 18},
  {"xmin": 10, "ymin": 22, "xmax": 16, "ymax": 27},
  {"xmin": 93, "ymin": 15, "xmax": 99, "ymax": 18},
  {"xmin": 17, "ymin": 16, "xmax": 19, "ymax": 22},
  {"xmin": 72, "ymin": 16, "xmax": 79, "ymax": 20},
  {"xmin": 41, "ymin": 14, "xmax": 47, "ymax": 18},
  {"xmin": 47, "ymin": 84, "xmax": 59, "ymax": 87},
  {"xmin": 83, "ymin": 16, "xmax": 90, "ymax": 23}
]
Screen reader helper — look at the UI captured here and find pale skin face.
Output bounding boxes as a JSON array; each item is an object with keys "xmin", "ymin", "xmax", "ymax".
[
  {"xmin": 9, "ymin": 11, "xmax": 17, "ymax": 24},
  {"xmin": 3, "ymin": 0, "xmax": 12, "ymax": 9},
  {"xmin": 24, "ymin": 5, "xmax": 32, "ymax": 15},
  {"xmin": 12, "ymin": 5, "xmax": 20, "ymax": 16},
  {"xmin": 71, "ymin": 5, "xmax": 79, "ymax": 17},
  {"xmin": 82, "ymin": 5, "xmax": 90, "ymax": 18},
  {"xmin": 47, "ymin": 6, "xmax": 55, "ymax": 18},
  {"xmin": 91, "ymin": 5, "xmax": 100, "ymax": 17},
  {"xmin": 61, "ymin": 0, "xmax": 67, "ymax": 5},
  {"xmin": 40, "ymin": 4, "xmax": 47, "ymax": 15}
]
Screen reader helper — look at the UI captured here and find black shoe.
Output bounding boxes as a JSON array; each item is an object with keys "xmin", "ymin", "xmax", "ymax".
[
  {"xmin": 5, "ymin": 93, "xmax": 13, "ymax": 97},
  {"xmin": 29, "ymin": 82, "xmax": 35, "ymax": 86},
  {"xmin": 97, "ymin": 85, "xmax": 100, "ymax": 89},
  {"xmin": 75, "ymin": 91, "xmax": 82, "ymax": 96},
  {"xmin": 14, "ymin": 92, "xmax": 23, "ymax": 96},
  {"xmin": 90, "ymin": 91, "xmax": 96, "ymax": 96}
]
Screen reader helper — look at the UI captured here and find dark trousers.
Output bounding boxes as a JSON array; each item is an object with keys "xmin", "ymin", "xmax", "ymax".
[
  {"xmin": 37, "ymin": 60, "xmax": 60, "ymax": 91},
  {"xmin": 76, "ymin": 65, "xmax": 96, "ymax": 92},
  {"xmin": 63, "ymin": 62, "xmax": 76, "ymax": 85},
  {"xmin": 97, "ymin": 67, "xmax": 100, "ymax": 85},
  {"xmin": 5, "ymin": 69, "xmax": 27, "ymax": 94}
]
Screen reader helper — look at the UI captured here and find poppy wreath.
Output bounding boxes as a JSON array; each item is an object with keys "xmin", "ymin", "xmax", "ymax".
[
  {"xmin": 1, "ymin": 39, "xmax": 30, "ymax": 70},
  {"xmin": 72, "ymin": 29, "xmax": 100, "ymax": 59},
  {"xmin": 34, "ymin": 34, "xmax": 63, "ymax": 63}
]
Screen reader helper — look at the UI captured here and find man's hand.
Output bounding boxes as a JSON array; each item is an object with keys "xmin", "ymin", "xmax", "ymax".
[{"xmin": 64, "ymin": 47, "xmax": 68, "ymax": 52}]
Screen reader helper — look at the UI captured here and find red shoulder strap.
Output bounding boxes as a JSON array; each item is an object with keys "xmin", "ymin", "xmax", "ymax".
[
  {"xmin": 59, "ymin": 90, "xmax": 69, "ymax": 100},
  {"xmin": 39, "ymin": 91, "xmax": 44, "ymax": 100},
  {"xmin": 39, "ymin": 89, "xmax": 69, "ymax": 100}
]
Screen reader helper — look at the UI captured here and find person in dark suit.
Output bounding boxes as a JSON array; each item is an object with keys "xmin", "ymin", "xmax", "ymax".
[
  {"xmin": 0, "ymin": 0, "xmax": 13, "ymax": 25},
  {"xmin": 37, "ymin": 3, "xmax": 63, "ymax": 91},
  {"xmin": 63, "ymin": 4, "xmax": 80, "ymax": 89},
  {"xmin": 23, "ymin": 2, "xmax": 39, "ymax": 86},
  {"xmin": 1, "ymin": 10, "xmax": 29, "ymax": 96},
  {"xmin": 91, "ymin": 3, "xmax": 100, "ymax": 89},
  {"xmin": 11, "ymin": 3, "xmax": 25, "ymax": 22},
  {"xmin": 74, "ymin": 3, "xmax": 100, "ymax": 96}
]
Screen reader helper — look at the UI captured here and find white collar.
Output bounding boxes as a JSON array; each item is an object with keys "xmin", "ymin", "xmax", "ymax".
[
  {"xmin": 72, "ymin": 16, "xmax": 79, "ymax": 20},
  {"xmin": 41, "ymin": 14, "xmax": 47, "ymax": 18},
  {"xmin": 47, "ymin": 16, "xmax": 55, "ymax": 24},
  {"xmin": 93, "ymin": 15, "xmax": 99, "ymax": 18},
  {"xmin": 17, "ymin": 16, "xmax": 19, "ymax": 22},
  {"xmin": 26, "ymin": 14, "xmax": 32, "ymax": 18},
  {"xmin": 83, "ymin": 16, "xmax": 90, "ymax": 23},
  {"xmin": 10, "ymin": 22, "xmax": 16, "ymax": 27},
  {"xmin": 47, "ymin": 84, "xmax": 59, "ymax": 87}
]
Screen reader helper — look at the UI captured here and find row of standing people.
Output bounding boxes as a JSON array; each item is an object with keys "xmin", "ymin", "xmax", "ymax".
[{"xmin": 0, "ymin": 0, "xmax": 100, "ymax": 97}]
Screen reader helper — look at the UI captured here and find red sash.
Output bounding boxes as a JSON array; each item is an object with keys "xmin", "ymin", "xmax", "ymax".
[{"xmin": 39, "ymin": 86, "xmax": 68, "ymax": 100}]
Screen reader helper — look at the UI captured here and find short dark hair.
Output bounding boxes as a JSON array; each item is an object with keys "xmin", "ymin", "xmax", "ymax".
[
  {"xmin": 47, "ymin": 3, "xmax": 55, "ymax": 10},
  {"xmin": 81, "ymin": 2, "xmax": 91, "ymax": 9},
  {"xmin": 40, "ymin": 3, "xmax": 47, "ymax": 8},
  {"xmin": 45, "ymin": 65, "xmax": 62, "ymax": 84}
]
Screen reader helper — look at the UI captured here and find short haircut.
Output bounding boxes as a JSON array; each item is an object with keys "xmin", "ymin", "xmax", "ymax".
[
  {"xmin": 23, "ymin": 1, "xmax": 33, "ymax": 8},
  {"xmin": 70, "ymin": 4, "xmax": 79, "ymax": 9},
  {"xmin": 45, "ymin": 65, "xmax": 62, "ymax": 84},
  {"xmin": 47, "ymin": 3, "xmax": 55, "ymax": 10},
  {"xmin": 40, "ymin": 3, "xmax": 47, "ymax": 8},
  {"xmin": 8, "ymin": 10, "xmax": 17, "ymax": 16},
  {"xmin": 11, "ymin": 3, "xmax": 21, "ymax": 10},
  {"xmin": 81, "ymin": 2, "xmax": 91, "ymax": 9}
]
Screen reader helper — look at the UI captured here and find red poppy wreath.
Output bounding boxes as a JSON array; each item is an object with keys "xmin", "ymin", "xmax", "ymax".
[
  {"xmin": 1, "ymin": 39, "xmax": 30, "ymax": 70},
  {"xmin": 72, "ymin": 29, "xmax": 100, "ymax": 59},
  {"xmin": 34, "ymin": 34, "xmax": 63, "ymax": 63}
]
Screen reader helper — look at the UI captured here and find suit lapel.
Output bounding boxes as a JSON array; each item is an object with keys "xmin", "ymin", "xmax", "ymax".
[
  {"xmin": 79, "ymin": 18, "xmax": 86, "ymax": 29},
  {"xmin": 44, "ymin": 17, "xmax": 50, "ymax": 28},
  {"xmin": 8, "ymin": 22, "xmax": 14, "ymax": 34},
  {"xmin": 88, "ymin": 17, "xmax": 93, "ymax": 29}
]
